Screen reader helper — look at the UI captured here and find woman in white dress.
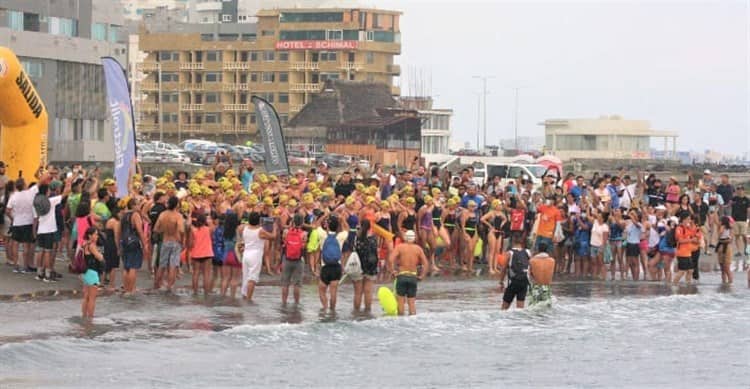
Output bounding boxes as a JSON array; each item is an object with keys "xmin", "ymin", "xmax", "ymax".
[{"xmin": 236, "ymin": 212, "xmax": 277, "ymax": 300}]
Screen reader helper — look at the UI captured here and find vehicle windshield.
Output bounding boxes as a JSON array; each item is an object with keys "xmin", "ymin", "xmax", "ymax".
[{"xmin": 524, "ymin": 165, "xmax": 548, "ymax": 178}]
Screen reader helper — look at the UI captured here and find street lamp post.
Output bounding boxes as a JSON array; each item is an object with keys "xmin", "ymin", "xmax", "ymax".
[
  {"xmin": 473, "ymin": 75, "xmax": 494, "ymax": 153},
  {"xmin": 157, "ymin": 62, "xmax": 163, "ymax": 143}
]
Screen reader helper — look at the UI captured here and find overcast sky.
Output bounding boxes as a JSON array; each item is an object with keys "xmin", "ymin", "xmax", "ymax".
[{"xmin": 376, "ymin": 0, "xmax": 749, "ymax": 155}]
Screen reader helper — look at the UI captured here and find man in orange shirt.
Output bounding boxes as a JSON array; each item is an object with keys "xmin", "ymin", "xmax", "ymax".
[
  {"xmin": 673, "ymin": 214, "xmax": 699, "ymax": 285},
  {"xmin": 535, "ymin": 197, "xmax": 563, "ymax": 254}
]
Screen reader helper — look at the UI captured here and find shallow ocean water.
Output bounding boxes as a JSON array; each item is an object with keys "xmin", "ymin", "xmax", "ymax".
[{"xmin": 0, "ymin": 273, "xmax": 748, "ymax": 388}]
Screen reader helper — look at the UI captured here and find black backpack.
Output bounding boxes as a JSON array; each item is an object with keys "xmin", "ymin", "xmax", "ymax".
[
  {"xmin": 356, "ymin": 235, "xmax": 379, "ymax": 273},
  {"xmin": 666, "ymin": 228, "xmax": 677, "ymax": 248},
  {"xmin": 120, "ymin": 211, "xmax": 141, "ymax": 252},
  {"xmin": 508, "ymin": 248, "xmax": 530, "ymax": 282}
]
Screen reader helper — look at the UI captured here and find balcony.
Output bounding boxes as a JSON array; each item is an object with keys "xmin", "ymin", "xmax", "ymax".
[
  {"xmin": 222, "ymin": 83, "xmax": 249, "ymax": 92},
  {"xmin": 387, "ymin": 64, "xmax": 401, "ymax": 75},
  {"xmin": 289, "ymin": 83, "xmax": 323, "ymax": 93},
  {"xmin": 180, "ymin": 83, "xmax": 204, "ymax": 91},
  {"xmin": 181, "ymin": 124, "xmax": 202, "ymax": 133},
  {"xmin": 223, "ymin": 62, "xmax": 250, "ymax": 71},
  {"xmin": 136, "ymin": 62, "xmax": 160, "ymax": 72},
  {"xmin": 136, "ymin": 123, "xmax": 158, "ymax": 132},
  {"xmin": 139, "ymin": 103, "xmax": 159, "ymax": 113},
  {"xmin": 222, "ymin": 125, "xmax": 251, "ymax": 134},
  {"xmin": 180, "ymin": 104, "xmax": 204, "ymax": 111},
  {"xmin": 223, "ymin": 104, "xmax": 250, "ymax": 112},
  {"xmin": 390, "ymin": 85, "xmax": 401, "ymax": 96},
  {"xmin": 140, "ymin": 82, "xmax": 159, "ymax": 92},
  {"xmin": 180, "ymin": 62, "xmax": 204, "ymax": 70},
  {"xmin": 290, "ymin": 62, "xmax": 319, "ymax": 71},
  {"xmin": 340, "ymin": 62, "xmax": 363, "ymax": 71}
]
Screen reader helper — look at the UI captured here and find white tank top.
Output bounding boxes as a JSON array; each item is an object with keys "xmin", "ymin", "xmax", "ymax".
[{"xmin": 242, "ymin": 226, "xmax": 264, "ymax": 254}]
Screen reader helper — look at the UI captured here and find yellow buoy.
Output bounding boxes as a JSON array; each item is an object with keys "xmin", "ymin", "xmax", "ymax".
[{"xmin": 377, "ymin": 286, "xmax": 398, "ymax": 316}]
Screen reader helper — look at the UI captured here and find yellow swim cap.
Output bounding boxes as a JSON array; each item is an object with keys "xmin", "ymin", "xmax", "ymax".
[{"xmin": 406, "ymin": 197, "xmax": 416, "ymax": 204}]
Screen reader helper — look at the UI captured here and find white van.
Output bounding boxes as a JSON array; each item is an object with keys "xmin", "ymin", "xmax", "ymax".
[
  {"xmin": 484, "ymin": 163, "xmax": 549, "ymax": 191},
  {"xmin": 179, "ymin": 139, "xmax": 215, "ymax": 151}
]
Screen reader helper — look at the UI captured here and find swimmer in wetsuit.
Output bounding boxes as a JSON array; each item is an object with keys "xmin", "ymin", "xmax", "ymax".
[
  {"xmin": 481, "ymin": 199, "xmax": 507, "ymax": 275},
  {"xmin": 417, "ymin": 196, "xmax": 440, "ymax": 273},
  {"xmin": 460, "ymin": 200, "xmax": 480, "ymax": 273},
  {"xmin": 441, "ymin": 199, "xmax": 459, "ymax": 268}
]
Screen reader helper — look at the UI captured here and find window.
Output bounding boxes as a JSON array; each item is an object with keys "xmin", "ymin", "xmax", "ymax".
[
  {"xmin": 279, "ymin": 30, "xmax": 325, "ymax": 41},
  {"xmin": 258, "ymin": 93, "xmax": 274, "ymax": 103},
  {"xmin": 91, "ymin": 23, "xmax": 107, "ymax": 40},
  {"xmin": 222, "ymin": 14, "xmax": 232, "ymax": 22},
  {"xmin": 261, "ymin": 30, "xmax": 275, "ymax": 37},
  {"xmin": 320, "ymin": 52, "xmax": 337, "ymax": 62},
  {"xmin": 343, "ymin": 30, "xmax": 358, "ymax": 40},
  {"xmin": 262, "ymin": 51, "xmax": 275, "ymax": 61},
  {"xmin": 201, "ymin": 34, "xmax": 214, "ymax": 41},
  {"xmin": 250, "ymin": 51, "xmax": 259, "ymax": 61},
  {"xmin": 97, "ymin": 120, "xmax": 105, "ymax": 141},
  {"xmin": 239, "ymin": 74, "xmax": 248, "ymax": 83},
  {"xmin": 279, "ymin": 12, "xmax": 343, "ymax": 23},
  {"xmin": 239, "ymin": 115, "xmax": 248, "ymax": 125},
  {"xmin": 219, "ymin": 34, "xmax": 238, "ymax": 41},
  {"xmin": 8, "ymin": 11, "xmax": 23, "ymax": 31},
  {"xmin": 373, "ymin": 31, "xmax": 396, "ymax": 42},
  {"xmin": 159, "ymin": 51, "xmax": 179, "ymax": 61},
  {"xmin": 280, "ymin": 114, "xmax": 289, "ymax": 125},
  {"xmin": 365, "ymin": 52, "xmax": 374, "ymax": 64},
  {"xmin": 250, "ymin": 72, "xmax": 258, "ymax": 83},
  {"xmin": 241, "ymin": 33, "xmax": 256, "ymax": 41},
  {"xmin": 160, "ymin": 72, "xmax": 179, "ymax": 82},
  {"xmin": 206, "ymin": 51, "xmax": 222, "ymax": 62},
  {"xmin": 278, "ymin": 51, "xmax": 289, "ymax": 62},
  {"xmin": 204, "ymin": 113, "xmax": 220, "ymax": 124},
  {"xmin": 278, "ymin": 72, "xmax": 289, "ymax": 83},
  {"xmin": 372, "ymin": 14, "xmax": 380, "ymax": 28},
  {"xmin": 162, "ymin": 113, "xmax": 178, "ymax": 123},
  {"xmin": 161, "ymin": 93, "xmax": 179, "ymax": 103},
  {"xmin": 23, "ymin": 12, "xmax": 40, "ymax": 32},
  {"xmin": 278, "ymin": 93, "xmax": 289, "ymax": 103},
  {"xmin": 326, "ymin": 30, "xmax": 343, "ymax": 40},
  {"xmin": 320, "ymin": 73, "xmax": 339, "ymax": 82},
  {"xmin": 366, "ymin": 31, "xmax": 374, "ymax": 41},
  {"xmin": 262, "ymin": 72, "xmax": 275, "ymax": 83},
  {"xmin": 21, "ymin": 60, "xmax": 43, "ymax": 79},
  {"xmin": 49, "ymin": 17, "xmax": 77, "ymax": 37},
  {"xmin": 205, "ymin": 93, "xmax": 219, "ymax": 103},
  {"xmin": 73, "ymin": 119, "xmax": 83, "ymax": 141},
  {"xmin": 205, "ymin": 72, "xmax": 222, "ymax": 82},
  {"xmin": 250, "ymin": 114, "xmax": 256, "ymax": 124},
  {"xmin": 108, "ymin": 25, "xmax": 120, "ymax": 43}
]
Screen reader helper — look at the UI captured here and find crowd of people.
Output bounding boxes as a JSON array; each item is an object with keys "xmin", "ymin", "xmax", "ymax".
[{"xmin": 0, "ymin": 155, "xmax": 748, "ymax": 318}]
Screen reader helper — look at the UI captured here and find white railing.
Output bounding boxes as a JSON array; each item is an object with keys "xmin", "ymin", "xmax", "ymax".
[
  {"xmin": 180, "ymin": 104, "xmax": 204, "ymax": 111},
  {"xmin": 180, "ymin": 62, "xmax": 205, "ymax": 70}
]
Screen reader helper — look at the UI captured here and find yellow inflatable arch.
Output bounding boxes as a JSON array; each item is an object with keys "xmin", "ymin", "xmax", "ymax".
[{"xmin": 0, "ymin": 46, "xmax": 47, "ymax": 179}]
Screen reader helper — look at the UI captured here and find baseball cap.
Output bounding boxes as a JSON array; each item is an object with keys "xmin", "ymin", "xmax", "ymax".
[{"xmin": 703, "ymin": 169, "xmax": 712, "ymax": 175}]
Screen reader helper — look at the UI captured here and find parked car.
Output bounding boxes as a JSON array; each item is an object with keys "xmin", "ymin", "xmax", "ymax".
[
  {"xmin": 137, "ymin": 143, "xmax": 155, "ymax": 153},
  {"xmin": 138, "ymin": 151, "xmax": 165, "ymax": 163},
  {"xmin": 357, "ymin": 160, "xmax": 371, "ymax": 170},
  {"xmin": 162, "ymin": 150, "xmax": 191, "ymax": 164},
  {"xmin": 179, "ymin": 139, "xmax": 215, "ymax": 151}
]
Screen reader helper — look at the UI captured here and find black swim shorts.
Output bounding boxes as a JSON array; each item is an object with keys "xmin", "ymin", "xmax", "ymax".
[
  {"xmin": 503, "ymin": 279, "xmax": 529, "ymax": 304},
  {"xmin": 320, "ymin": 263, "xmax": 342, "ymax": 285},
  {"xmin": 396, "ymin": 275, "xmax": 418, "ymax": 298},
  {"xmin": 677, "ymin": 257, "xmax": 692, "ymax": 271}
]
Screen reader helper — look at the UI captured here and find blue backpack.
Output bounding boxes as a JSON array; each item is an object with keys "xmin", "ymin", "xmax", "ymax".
[
  {"xmin": 212, "ymin": 224, "xmax": 225, "ymax": 261},
  {"xmin": 321, "ymin": 232, "xmax": 342, "ymax": 265}
]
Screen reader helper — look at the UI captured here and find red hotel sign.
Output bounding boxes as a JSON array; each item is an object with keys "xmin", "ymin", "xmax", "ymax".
[{"xmin": 274, "ymin": 40, "xmax": 359, "ymax": 51}]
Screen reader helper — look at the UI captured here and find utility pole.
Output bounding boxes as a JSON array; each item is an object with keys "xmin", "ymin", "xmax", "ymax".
[
  {"xmin": 473, "ymin": 75, "xmax": 493, "ymax": 153},
  {"xmin": 474, "ymin": 92, "xmax": 481, "ymax": 151},
  {"xmin": 513, "ymin": 87, "xmax": 519, "ymax": 152}
]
